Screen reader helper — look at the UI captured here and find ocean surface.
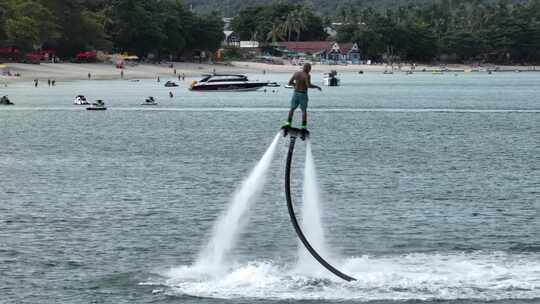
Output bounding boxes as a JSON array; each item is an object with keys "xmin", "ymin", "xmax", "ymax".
[{"xmin": 1, "ymin": 72, "xmax": 539, "ymax": 304}]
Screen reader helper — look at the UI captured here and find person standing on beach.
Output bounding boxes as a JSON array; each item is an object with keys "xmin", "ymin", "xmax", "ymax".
[
  {"xmin": 88, "ymin": 73, "xmax": 91, "ymax": 80},
  {"xmin": 282, "ymin": 63, "xmax": 321, "ymax": 129},
  {"xmin": 120, "ymin": 70, "xmax": 124, "ymax": 79}
]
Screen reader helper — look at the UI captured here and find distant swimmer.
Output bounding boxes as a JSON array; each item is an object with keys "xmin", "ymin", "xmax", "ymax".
[{"xmin": 282, "ymin": 63, "xmax": 321, "ymax": 130}]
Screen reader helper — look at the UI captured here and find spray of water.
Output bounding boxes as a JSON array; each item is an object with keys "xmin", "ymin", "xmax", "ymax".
[
  {"xmin": 296, "ymin": 140, "xmax": 331, "ymax": 274},
  {"xmin": 196, "ymin": 133, "xmax": 281, "ymax": 274}
]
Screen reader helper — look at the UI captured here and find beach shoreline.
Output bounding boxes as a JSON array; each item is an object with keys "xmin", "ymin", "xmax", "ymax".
[{"xmin": 1, "ymin": 61, "xmax": 538, "ymax": 84}]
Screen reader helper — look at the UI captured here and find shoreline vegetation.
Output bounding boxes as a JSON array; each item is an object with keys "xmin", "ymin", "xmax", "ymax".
[
  {"xmin": 1, "ymin": 62, "xmax": 538, "ymax": 84},
  {"xmin": 2, "ymin": 1, "xmax": 540, "ymax": 70}
]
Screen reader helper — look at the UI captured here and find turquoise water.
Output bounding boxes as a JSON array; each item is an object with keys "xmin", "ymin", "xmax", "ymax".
[{"xmin": 1, "ymin": 72, "xmax": 539, "ymax": 303}]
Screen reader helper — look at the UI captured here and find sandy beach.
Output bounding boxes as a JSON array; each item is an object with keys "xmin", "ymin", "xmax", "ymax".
[
  {"xmin": 1, "ymin": 61, "xmax": 538, "ymax": 84},
  {"xmin": 0, "ymin": 62, "xmax": 256, "ymax": 83}
]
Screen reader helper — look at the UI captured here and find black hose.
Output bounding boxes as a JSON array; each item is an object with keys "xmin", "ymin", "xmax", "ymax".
[{"xmin": 285, "ymin": 137, "xmax": 356, "ymax": 282}]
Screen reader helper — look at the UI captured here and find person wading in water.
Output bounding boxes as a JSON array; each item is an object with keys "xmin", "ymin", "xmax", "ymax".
[{"xmin": 282, "ymin": 63, "xmax": 321, "ymax": 130}]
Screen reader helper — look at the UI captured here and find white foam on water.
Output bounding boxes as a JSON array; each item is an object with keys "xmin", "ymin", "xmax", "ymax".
[
  {"xmin": 154, "ymin": 252, "xmax": 540, "ymax": 301},
  {"xmin": 195, "ymin": 133, "xmax": 281, "ymax": 275},
  {"xmin": 295, "ymin": 141, "xmax": 333, "ymax": 277}
]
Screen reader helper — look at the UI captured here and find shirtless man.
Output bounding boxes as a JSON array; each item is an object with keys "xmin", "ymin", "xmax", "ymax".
[{"xmin": 283, "ymin": 63, "xmax": 321, "ymax": 129}]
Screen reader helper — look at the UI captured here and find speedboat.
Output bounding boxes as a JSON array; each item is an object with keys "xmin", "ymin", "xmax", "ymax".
[
  {"xmin": 0, "ymin": 95, "xmax": 13, "ymax": 105},
  {"xmin": 141, "ymin": 96, "xmax": 157, "ymax": 105},
  {"xmin": 164, "ymin": 81, "xmax": 179, "ymax": 87},
  {"xmin": 87, "ymin": 100, "xmax": 107, "ymax": 111},
  {"xmin": 73, "ymin": 95, "xmax": 89, "ymax": 105},
  {"xmin": 189, "ymin": 74, "xmax": 268, "ymax": 92},
  {"xmin": 323, "ymin": 70, "xmax": 340, "ymax": 86}
]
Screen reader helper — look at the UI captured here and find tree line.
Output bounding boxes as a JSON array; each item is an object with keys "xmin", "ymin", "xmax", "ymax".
[
  {"xmin": 336, "ymin": 0, "xmax": 540, "ymax": 63},
  {"xmin": 231, "ymin": 3, "xmax": 327, "ymax": 44},
  {"xmin": 231, "ymin": 0, "xmax": 540, "ymax": 64},
  {"xmin": 0, "ymin": 0, "xmax": 224, "ymax": 59},
  {"xmin": 1, "ymin": 0, "xmax": 539, "ymax": 63}
]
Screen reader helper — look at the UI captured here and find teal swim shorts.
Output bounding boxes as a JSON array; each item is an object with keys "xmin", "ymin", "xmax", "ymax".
[{"xmin": 290, "ymin": 91, "xmax": 309, "ymax": 111}]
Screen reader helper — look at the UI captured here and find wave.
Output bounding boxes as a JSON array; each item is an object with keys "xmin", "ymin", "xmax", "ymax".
[
  {"xmin": 142, "ymin": 252, "xmax": 540, "ymax": 301},
  {"xmin": 3, "ymin": 106, "xmax": 540, "ymax": 113}
]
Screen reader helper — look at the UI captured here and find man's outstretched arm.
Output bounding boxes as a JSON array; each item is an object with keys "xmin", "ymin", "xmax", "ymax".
[{"xmin": 307, "ymin": 74, "xmax": 322, "ymax": 91}]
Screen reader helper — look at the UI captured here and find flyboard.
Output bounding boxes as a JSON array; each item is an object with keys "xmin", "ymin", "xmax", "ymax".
[{"xmin": 281, "ymin": 125, "xmax": 356, "ymax": 282}]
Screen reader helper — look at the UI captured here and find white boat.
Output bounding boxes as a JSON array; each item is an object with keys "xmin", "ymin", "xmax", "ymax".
[
  {"xmin": 73, "ymin": 95, "xmax": 89, "ymax": 105},
  {"xmin": 190, "ymin": 74, "xmax": 268, "ymax": 92},
  {"xmin": 323, "ymin": 71, "xmax": 340, "ymax": 86},
  {"xmin": 141, "ymin": 97, "xmax": 158, "ymax": 106}
]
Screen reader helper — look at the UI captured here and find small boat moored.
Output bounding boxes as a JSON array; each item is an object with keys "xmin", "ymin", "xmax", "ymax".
[
  {"xmin": 73, "ymin": 95, "xmax": 89, "ymax": 105},
  {"xmin": 141, "ymin": 96, "xmax": 158, "ymax": 105},
  {"xmin": 0, "ymin": 95, "xmax": 14, "ymax": 105},
  {"xmin": 323, "ymin": 70, "xmax": 340, "ymax": 86},
  {"xmin": 87, "ymin": 100, "xmax": 107, "ymax": 111},
  {"xmin": 190, "ymin": 74, "xmax": 268, "ymax": 92}
]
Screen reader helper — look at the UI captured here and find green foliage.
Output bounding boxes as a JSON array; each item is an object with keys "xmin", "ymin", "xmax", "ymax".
[
  {"xmin": 222, "ymin": 45, "xmax": 242, "ymax": 60},
  {"xmin": 0, "ymin": 0, "xmax": 224, "ymax": 59},
  {"xmin": 336, "ymin": 0, "xmax": 540, "ymax": 63},
  {"xmin": 0, "ymin": 0, "xmax": 538, "ymax": 63},
  {"xmin": 4, "ymin": 0, "xmax": 59, "ymax": 51},
  {"xmin": 192, "ymin": 12, "xmax": 224, "ymax": 52},
  {"xmin": 231, "ymin": 3, "xmax": 327, "ymax": 43},
  {"xmin": 0, "ymin": 0, "xmax": 9, "ymax": 41}
]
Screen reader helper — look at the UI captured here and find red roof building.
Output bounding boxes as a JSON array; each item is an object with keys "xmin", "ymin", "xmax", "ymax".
[{"xmin": 278, "ymin": 41, "xmax": 361, "ymax": 63}]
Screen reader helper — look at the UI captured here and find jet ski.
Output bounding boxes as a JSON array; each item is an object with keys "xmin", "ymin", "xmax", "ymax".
[
  {"xmin": 0, "ymin": 95, "xmax": 13, "ymax": 105},
  {"xmin": 87, "ymin": 100, "xmax": 107, "ymax": 110},
  {"xmin": 73, "ymin": 95, "xmax": 89, "ymax": 105},
  {"xmin": 141, "ymin": 96, "xmax": 158, "ymax": 105}
]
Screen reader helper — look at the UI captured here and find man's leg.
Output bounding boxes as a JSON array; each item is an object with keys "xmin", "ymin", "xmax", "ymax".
[
  {"xmin": 284, "ymin": 93, "xmax": 299, "ymax": 127},
  {"xmin": 301, "ymin": 110, "xmax": 307, "ymax": 128},
  {"xmin": 300, "ymin": 94, "xmax": 308, "ymax": 129},
  {"xmin": 287, "ymin": 109, "xmax": 295, "ymax": 124}
]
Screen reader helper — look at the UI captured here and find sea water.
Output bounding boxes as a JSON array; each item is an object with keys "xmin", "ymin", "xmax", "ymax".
[
  {"xmin": 1, "ymin": 73, "xmax": 539, "ymax": 303},
  {"xmin": 195, "ymin": 133, "xmax": 281, "ymax": 275}
]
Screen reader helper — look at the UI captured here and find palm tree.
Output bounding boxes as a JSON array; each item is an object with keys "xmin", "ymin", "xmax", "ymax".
[
  {"xmin": 282, "ymin": 13, "xmax": 296, "ymax": 41},
  {"xmin": 293, "ymin": 9, "xmax": 307, "ymax": 41},
  {"xmin": 267, "ymin": 22, "xmax": 284, "ymax": 45}
]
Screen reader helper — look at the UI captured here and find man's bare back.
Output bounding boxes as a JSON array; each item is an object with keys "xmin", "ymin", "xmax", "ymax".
[
  {"xmin": 289, "ymin": 71, "xmax": 311, "ymax": 92},
  {"xmin": 288, "ymin": 63, "xmax": 321, "ymax": 93}
]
